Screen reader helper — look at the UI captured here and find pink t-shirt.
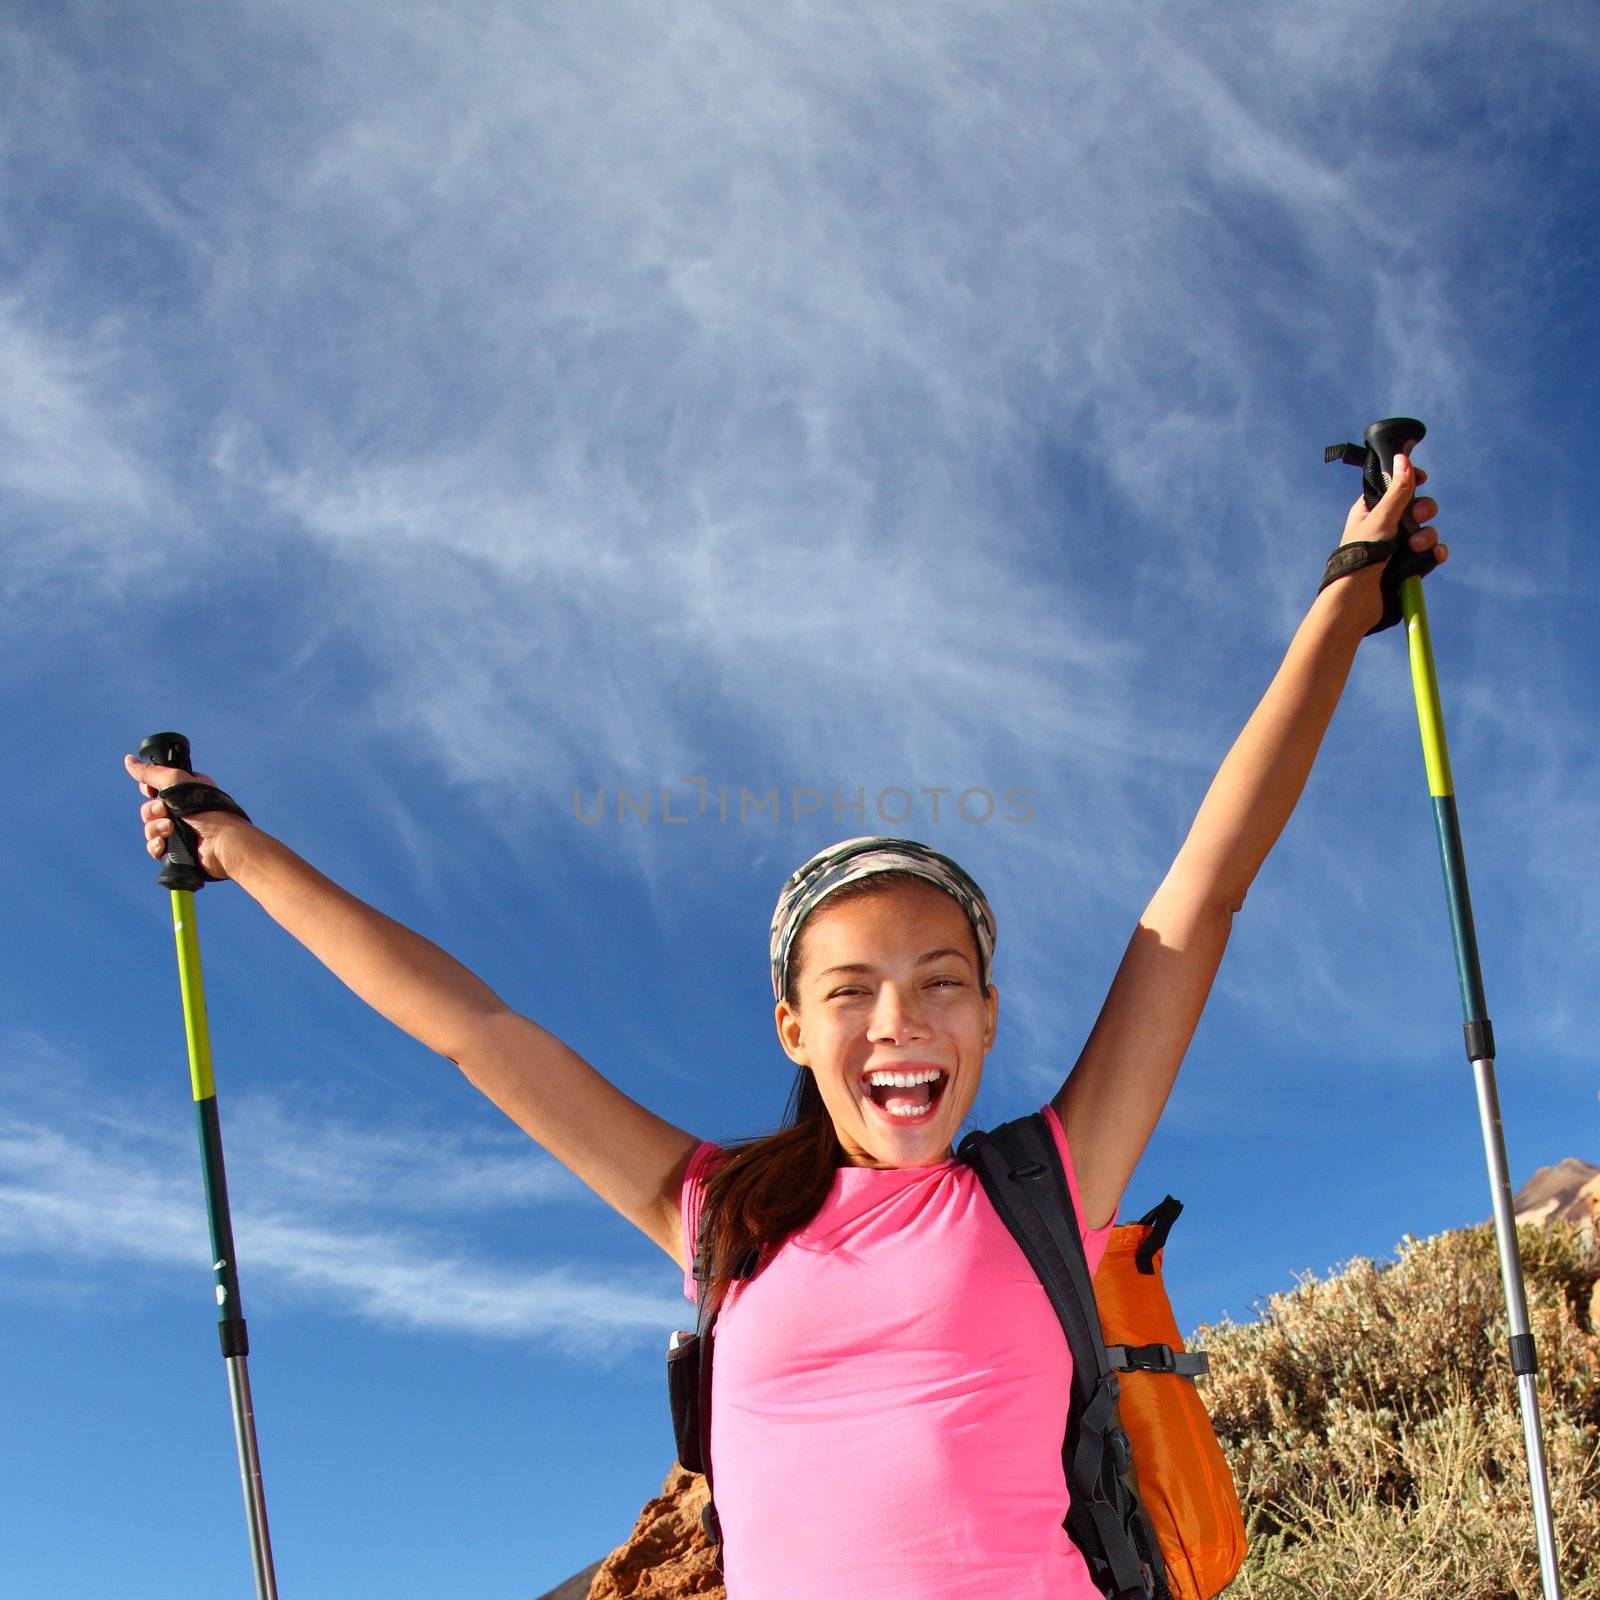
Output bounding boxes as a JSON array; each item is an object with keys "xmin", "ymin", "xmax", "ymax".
[{"xmin": 678, "ymin": 1103, "xmax": 1116, "ymax": 1600}]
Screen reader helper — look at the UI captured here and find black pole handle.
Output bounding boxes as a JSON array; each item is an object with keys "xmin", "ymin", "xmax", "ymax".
[
  {"xmin": 1361, "ymin": 416, "xmax": 1427, "ymax": 531},
  {"xmin": 138, "ymin": 730, "xmax": 208, "ymax": 893},
  {"xmin": 1323, "ymin": 416, "xmax": 1437, "ymax": 635}
]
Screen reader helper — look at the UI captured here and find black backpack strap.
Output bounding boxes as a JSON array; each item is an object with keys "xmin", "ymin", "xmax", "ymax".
[
  {"xmin": 960, "ymin": 1114, "xmax": 1166, "ymax": 1600},
  {"xmin": 1134, "ymin": 1195, "xmax": 1182, "ymax": 1274}
]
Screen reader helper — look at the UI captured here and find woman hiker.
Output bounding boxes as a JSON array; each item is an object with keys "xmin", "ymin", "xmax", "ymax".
[{"xmin": 124, "ymin": 452, "xmax": 1444, "ymax": 1598}]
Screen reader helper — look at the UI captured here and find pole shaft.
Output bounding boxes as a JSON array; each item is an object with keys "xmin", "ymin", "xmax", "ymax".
[
  {"xmin": 227, "ymin": 1354, "xmax": 280, "ymax": 1600},
  {"xmin": 1473, "ymin": 1057, "xmax": 1561, "ymax": 1591},
  {"xmin": 169, "ymin": 890, "xmax": 279, "ymax": 1600},
  {"xmin": 1401, "ymin": 578, "xmax": 1564, "ymax": 1600}
]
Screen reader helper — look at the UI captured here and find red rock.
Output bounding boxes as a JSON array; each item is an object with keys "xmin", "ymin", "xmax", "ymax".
[{"xmin": 586, "ymin": 1465, "xmax": 725, "ymax": 1599}]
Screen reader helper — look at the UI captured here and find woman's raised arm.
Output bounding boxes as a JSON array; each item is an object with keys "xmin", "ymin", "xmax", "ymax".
[
  {"xmin": 125, "ymin": 755, "xmax": 703, "ymax": 1267},
  {"xmin": 1053, "ymin": 450, "xmax": 1447, "ymax": 1229}
]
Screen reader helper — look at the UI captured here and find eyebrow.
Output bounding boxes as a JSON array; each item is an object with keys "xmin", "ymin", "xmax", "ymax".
[{"xmin": 815, "ymin": 948, "xmax": 975, "ymax": 980}]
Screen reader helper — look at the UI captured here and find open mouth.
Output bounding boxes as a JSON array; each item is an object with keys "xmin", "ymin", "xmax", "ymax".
[{"xmin": 862, "ymin": 1070, "xmax": 949, "ymax": 1122}]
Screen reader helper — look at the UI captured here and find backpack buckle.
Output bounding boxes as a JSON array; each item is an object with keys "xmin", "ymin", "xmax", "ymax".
[
  {"xmin": 1110, "ymin": 1341, "xmax": 1178, "ymax": 1374},
  {"xmin": 1132, "ymin": 1342, "xmax": 1177, "ymax": 1373}
]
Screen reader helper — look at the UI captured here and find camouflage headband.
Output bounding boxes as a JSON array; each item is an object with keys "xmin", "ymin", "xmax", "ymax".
[{"xmin": 770, "ymin": 835, "xmax": 997, "ymax": 1003}]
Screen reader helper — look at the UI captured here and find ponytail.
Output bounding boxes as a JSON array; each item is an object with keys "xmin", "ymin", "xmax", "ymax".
[{"xmin": 696, "ymin": 1066, "xmax": 844, "ymax": 1316}]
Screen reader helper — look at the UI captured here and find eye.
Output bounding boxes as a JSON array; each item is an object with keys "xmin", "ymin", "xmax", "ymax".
[{"xmin": 828, "ymin": 978, "xmax": 962, "ymax": 998}]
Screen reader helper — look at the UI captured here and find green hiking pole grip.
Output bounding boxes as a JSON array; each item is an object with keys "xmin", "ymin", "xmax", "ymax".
[
  {"xmin": 1345, "ymin": 428, "xmax": 1564, "ymax": 1599},
  {"xmin": 141, "ymin": 731, "xmax": 279, "ymax": 1600}
]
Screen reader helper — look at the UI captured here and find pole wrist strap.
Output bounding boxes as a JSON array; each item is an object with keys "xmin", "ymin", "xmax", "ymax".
[
  {"xmin": 159, "ymin": 782, "xmax": 252, "ymax": 825},
  {"xmin": 157, "ymin": 782, "xmax": 252, "ymax": 883},
  {"xmin": 1317, "ymin": 537, "xmax": 1437, "ymax": 636}
]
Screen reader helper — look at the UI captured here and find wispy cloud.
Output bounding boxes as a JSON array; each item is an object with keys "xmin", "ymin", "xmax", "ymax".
[
  {"xmin": 0, "ymin": 298, "xmax": 168, "ymax": 622},
  {"xmin": 0, "ymin": 1056, "xmax": 684, "ymax": 1360},
  {"xmin": 0, "ymin": 302, "xmax": 148, "ymax": 511},
  {"xmin": 8, "ymin": 0, "xmax": 1595, "ymax": 1050}
]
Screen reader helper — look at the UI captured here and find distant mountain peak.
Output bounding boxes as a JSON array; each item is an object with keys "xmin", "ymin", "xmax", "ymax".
[{"xmin": 1513, "ymin": 1157, "xmax": 1600, "ymax": 1228}]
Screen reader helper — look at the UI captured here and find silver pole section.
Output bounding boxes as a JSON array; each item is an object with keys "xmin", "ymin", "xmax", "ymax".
[
  {"xmin": 225, "ymin": 1354, "xmax": 279, "ymax": 1600},
  {"xmin": 1472, "ymin": 1054, "xmax": 1563, "ymax": 1599}
]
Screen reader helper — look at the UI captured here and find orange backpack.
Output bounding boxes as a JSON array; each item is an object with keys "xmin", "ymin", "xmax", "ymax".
[{"xmin": 1096, "ymin": 1197, "xmax": 1247, "ymax": 1600}]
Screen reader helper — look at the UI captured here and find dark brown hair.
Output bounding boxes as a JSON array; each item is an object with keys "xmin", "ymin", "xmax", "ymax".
[{"xmin": 696, "ymin": 870, "xmax": 987, "ymax": 1316}]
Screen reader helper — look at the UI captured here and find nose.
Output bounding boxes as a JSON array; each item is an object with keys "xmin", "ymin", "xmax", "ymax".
[{"xmin": 867, "ymin": 981, "xmax": 932, "ymax": 1043}]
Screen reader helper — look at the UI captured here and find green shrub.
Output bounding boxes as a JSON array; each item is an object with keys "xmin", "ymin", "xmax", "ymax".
[{"xmin": 1192, "ymin": 1220, "xmax": 1600, "ymax": 1599}]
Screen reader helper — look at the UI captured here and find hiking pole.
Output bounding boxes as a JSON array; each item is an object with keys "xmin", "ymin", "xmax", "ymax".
[
  {"xmin": 1327, "ymin": 423, "xmax": 1564, "ymax": 1600},
  {"xmin": 138, "ymin": 731, "xmax": 280, "ymax": 1600}
]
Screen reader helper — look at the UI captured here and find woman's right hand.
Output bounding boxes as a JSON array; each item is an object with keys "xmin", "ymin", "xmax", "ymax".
[{"xmin": 124, "ymin": 753, "xmax": 250, "ymax": 882}]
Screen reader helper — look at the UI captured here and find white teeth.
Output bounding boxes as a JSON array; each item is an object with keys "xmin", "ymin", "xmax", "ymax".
[
  {"xmin": 865, "ymin": 1069, "xmax": 943, "ymax": 1088},
  {"xmin": 885, "ymin": 1101, "xmax": 932, "ymax": 1118}
]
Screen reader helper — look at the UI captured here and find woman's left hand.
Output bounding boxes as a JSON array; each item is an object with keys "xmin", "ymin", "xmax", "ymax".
[{"xmin": 1339, "ymin": 448, "xmax": 1448, "ymax": 566}]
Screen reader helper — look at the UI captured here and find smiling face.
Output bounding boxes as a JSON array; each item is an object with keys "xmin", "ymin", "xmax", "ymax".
[{"xmin": 774, "ymin": 877, "xmax": 998, "ymax": 1169}]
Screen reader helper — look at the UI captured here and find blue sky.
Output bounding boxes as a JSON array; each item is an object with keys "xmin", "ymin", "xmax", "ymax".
[{"xmin": 5, "ymin": 1, "xmax": 1598, "ymax": 1594}]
